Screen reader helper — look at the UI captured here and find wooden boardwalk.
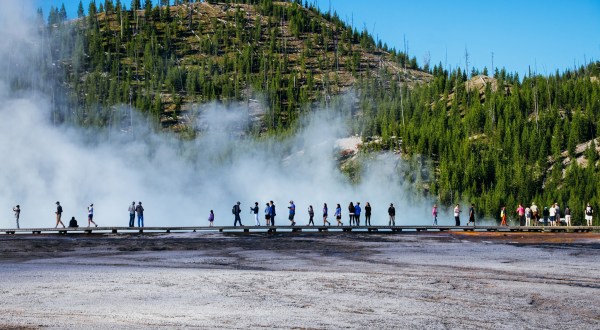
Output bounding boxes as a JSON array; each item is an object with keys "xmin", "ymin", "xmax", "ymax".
[{"xmin": 0, "ymin": 225, "xmax": 598, "ymax": 235}]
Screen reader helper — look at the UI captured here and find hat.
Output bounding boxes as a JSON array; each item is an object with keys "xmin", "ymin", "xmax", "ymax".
[
  {"xmin": 90, "ymin": 203, "xmax": 93, "ymax": 206},
  {"xmin": 237, "ymin": 201, "xmax": 240, "ymax": 205},
  {"xmin": 255, "ymin": 202, "xmax": 258, "ymax": 205},
  {"xmin": 56, "ymin": 201, "xmax": 60, "ymax": 204}
]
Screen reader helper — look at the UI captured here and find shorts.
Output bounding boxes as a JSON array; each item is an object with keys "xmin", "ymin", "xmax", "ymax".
[
  {"xmin": 549, "ymin": 216, "xmax": 555, "ymax": 222},
  {"xmin": 585, "ymin": 215, "xmax": 592, "ymax": 221},
  {"xmin": 336, "ymin": 216, "xmax": 341, "ymax": 220},
  {"xmin": 289, "ymin": 214, "xmax": 295, "ymax": 220},
  {"xmin": 265, "ymin": 215, "xmax": 271, "ymax": 220},
  {"xmin": 88, "ymin": 214, "xmax": 93, "ymax": 220}
]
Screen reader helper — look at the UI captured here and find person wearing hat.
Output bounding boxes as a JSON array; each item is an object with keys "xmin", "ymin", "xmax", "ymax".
[
  {"xmin": 13, "ymin": 205, "xmax": 20, "ymax": 229},
  {"xmin": 128, "ymin": 201, "xmax": 136, "ymax": 227},
  {"xmin": 250, "ymin": 202, "xmax": 260, "ymax": 226},
  {"xmin": 135, "ymin": 202, "xmax": 145, "ymax": 227},
  {"xmin": 530, "ymin": 202, "xmax": 539, "ymax": 226},
  {"xmin": 55, "ymin": 201, "xmax": 65, "ymax": 228},
  {"xmin": 87, "ymin": 203, "xmax": 98, "ymax": 227},
  {"xmin": 233, "ymin": 201, "xmax": 242, "ymax": 227}
]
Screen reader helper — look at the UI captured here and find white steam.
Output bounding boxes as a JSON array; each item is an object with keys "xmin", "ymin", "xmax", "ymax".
[{"xmin": 0, "ymin": 1, "xmax": 438, "ymax": 228}]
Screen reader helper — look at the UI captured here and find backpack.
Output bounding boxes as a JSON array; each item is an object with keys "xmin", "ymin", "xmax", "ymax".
[{"xmin": 232, "ymin": 205, "xmax": 236, "ymax": 214}]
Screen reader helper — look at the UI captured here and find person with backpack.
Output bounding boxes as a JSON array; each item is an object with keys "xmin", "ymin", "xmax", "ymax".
[
  {"xmin": 233, "ymin": 201, "xmax": 242, "ymax": 227},
  {"xmin": 136, "ymin": 202, "xmax": 145, "ymax": 227},
  {"xmin": 128, "ymin": 201, "xmax": 136, "ymax": 227},
  {"xmin": 13, "ymin": 205, "xmax": 20, "ymax": 229},
  {"xmin": 307, "ymin": 205, "xmax": 315, "ymax": 226},
  {"xmin": 388, "ymin": 203, "xmax": 396, "ymax": 226},
  {"xmin": 364, "ymin": 202, "xmax": 372, "ymax": 226},
  {"xmin": 354, "ymin": 202, "xmax": 362, "ymax": 226},
  {"xmin": 55, "ymin": 201, "xmax": 65, "ymax": 228},
  {"xmin": 585, "ymin": 203, "xmax": 594, "ymax": 226},
  {"xmin": 251, "ymin": 202, "xmax": 260, "ymax": 226}
]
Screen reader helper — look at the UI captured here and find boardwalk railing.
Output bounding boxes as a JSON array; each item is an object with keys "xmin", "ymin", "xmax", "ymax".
[{"xmin": 0, "ymin": 225, "xmax": 598, "ymax": 235}]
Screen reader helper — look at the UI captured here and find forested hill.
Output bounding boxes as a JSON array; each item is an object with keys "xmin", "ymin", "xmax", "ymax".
[
  {"xmin": 43, "ymin": 0, "xmax": 428, "ymax": 134},
  {"xmin": 39, "ymin": 1, "xmax": 600, "ymax": 223}
]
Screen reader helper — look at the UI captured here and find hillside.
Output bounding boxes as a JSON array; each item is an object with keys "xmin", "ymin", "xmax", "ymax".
[{"xmin": 44, "ymin": 0, "xmax": 429, "ymax": 134}]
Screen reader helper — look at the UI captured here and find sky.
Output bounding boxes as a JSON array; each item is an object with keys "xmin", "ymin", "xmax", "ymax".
[{"xmin": 34, "ymin": 0, "xmax": 600, "ymax": 78}]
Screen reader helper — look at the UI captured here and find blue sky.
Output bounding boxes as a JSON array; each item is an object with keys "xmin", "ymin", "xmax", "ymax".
[{"xmin": 36, "ymin": 0, "xmax": 600, "ymax": 77}]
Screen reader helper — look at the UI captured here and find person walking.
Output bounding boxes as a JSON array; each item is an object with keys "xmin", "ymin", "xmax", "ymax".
[
  {"xmin": 128, "ymin": 201, "xmax": 136, "ymax": 227},
  {"xmin": 55, "ymin": 201, "xmax": 65, "ymax": 228},
  {"xmin": 467, "ymin": 203, "xmax": 476, "ymax": 226},
  {"xmin": 348, "ymin": 202, "xmax": 355, "ymax": 226},
  {"xmin": 364, "ymin": 202, "xmax": 372, "ymax": 226},
  {"xmin": 251, "ymin": 202, "xmax": 260, "ymax": 226},
  {"xmin": 322, "ymin": 203, "xmax": 330, "ymax": 226},
  {"xmin": 500, "ymin": 206, "xmax": 507, "ymax": 226},
  {"xmin": 354, "ymin": 202, "xmax": 362, "ymax": 226},
  {"xmin": 208, "ymin": 210, "xmax": 214, "ymax": 227},
  {"xmin": 269, "ymin": 201, "xmax": 276, "ymax": 226},
  {"xmin": 432, "ymin": 204, "xmax": 438, "ymax": 225},
  {"xmin": 87, "ymin": 203, "xmax": 98, "ymax": 227},
  {"xmin": 136, "ymin": 202, "xmax": 144, "ymax": 227},
  {"xmin": 13, "ymin": 205, "xmax": 20, "ymax": 229},
  {"xmin": 335, "ymin": 203, "xmax": 343, "ymax": 226},
  {"xmin": 585, "ymin": 203, "xmax": 593, "ymax": 226},
  {"xmin": 233, "ymin": 201, "xmax": 242, "ymax": 227},
  {"xmin": 453, "ymin": 204, "xmax": 461, "ymax": 226},
  {"xmin": 265, "ymin": 203, "xmax": 271, "ymax": 226},
  {"xmin": 308, "ymin": 205, "xmax": 315, "ymax": 226},
  {"xmin": 564, "ymin": 206, "xmax": 571, "ymax": 226},
  {"xmin": 388, "ymin": 203, "xmax": 396, "ymax": 226},
  {"xmin": 288, "ymin": 200, "xmax": 296, "ymax": 226},
  {"xmin": 516, "ymin": 203, "xmax": 525, "ymax": 226}
]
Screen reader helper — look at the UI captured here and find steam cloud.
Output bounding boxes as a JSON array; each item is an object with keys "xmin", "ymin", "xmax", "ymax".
[{"xmin": 0, "ymin": 1, "xmax": 436, "ymax": 228}]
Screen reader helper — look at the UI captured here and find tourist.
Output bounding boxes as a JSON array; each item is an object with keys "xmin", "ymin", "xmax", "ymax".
[
  {"xmin": 322, "ymin": 203, "xmax": 330, "ymax": 226},
  {"xmin": 335, "ymin": 203, "xmax": 342, "ymax": 226},
  {"xmin": 454, "ymin": 204, "xmax": 461, "ymax": 226},
  {"xmin": 233, "ymin": 201, "xmax": 242, "ymax": 227},
  {"xmin": 354, "ymin": 202, "xmax": 361, "ymax": 226},
  {"xmin": 307, "ymin": 205, "xmax": 314, "ymax": 226},
  {"xmin": 549, "ymin": 204, "xmax": 556, "ymax": 226},
  {"xmin": 68, "ymin": 216, "xmax": 78, "ymax": 228},
  {"xmin": 265, "ymin": 203, "xmax": 271, "ymax": 226},
  {"xmin": 542, "ymin": 206, "xmax": 549, "ymax": 226},
  {"xmin": 13, "ymin": 205, "xmax": 20, "ymax": 229},
  {"xmin": 432, "ymin": 204, "xmax": 438, "ymax": 225},
  {"xmin": 500, "ymin": 206, "xmax": 507, "ymax": 226},
  {"xmin": 208, "ymin": 210, "xmax": 214, "ymax": 227},
  {"xmin": 251, "ymin": 202, "xmax": 260, "ymax": 226},
  {"xmin": 516, "ymin": 203, "xmax": 525, "ymax": 226},
  {"xmin": 585, "ymin": 203, "xmax": 593, "ymax": 226},
  {"xmin": 288, "ymin": 200, "xmax": 296, "ymax": 226},
  {"xmin": 55, "ymin": 201, "xmax": 65, "ymax": 228},
  {"xmin": 128, "ymin": 201, "xmax": 136, "ymax": 227},
  {"xmin": 388, "ymin": 203, "xmax": 396, "ymax": 226},
  {"xmin": 87, "ymin": 203, "xmax": 98, "ymax": 227},
  {"xmin": 555, "ymin": 203, "xmax": 561, "ymax": 226},
  {"xmin": 136, "ymin": 202, "xmax": 145, "ymax": 227},
  {"xmin": 530, "ymin": 202, "xmax": 539, "ymax": 226},
  {"xmin": 348, "ymin": 202, "xmax": 355, "ymax": 226},
  {"xmin": 467, "ymin": 203, "xmax": 475, "ymax": 226},
  {"xmin": 364, "ymin": 202, "xmax": 372, "ymax": 226},
  {"xmin": 564, "ymin": 206, "xmax": 571, "ymax": 226},
  {"xmin": 270, "ymin": 201, "xmax": 276, "ymax": 226},
  {"xmin": 525, "ymin": 205, "xmax": 531, "ymax": 226}
]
